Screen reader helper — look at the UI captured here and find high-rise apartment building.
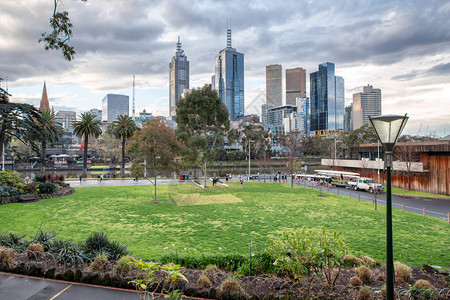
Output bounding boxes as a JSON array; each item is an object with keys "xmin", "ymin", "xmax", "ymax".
[
  {"xmin": 213, "ymin": 29, "xmax": 244, "ymax": 121},
  {"xmin": 88, "ymin": 108, "xmax": 103, "ymax": 121},
  {"xmin": 266, "ymin": 64, "xmax": 282, "ymax": 107},
  {"xmin": 310, "ymin": 62, "xmax": 345, "ymax": 132},
  {"xmin": 352, "ymin": 84, "xmax": 382, "ymax": 130},
  {"xmin": 296, "ymin": 97, "xmax": 310, "ymax": 134},
  {"xmin": 56, "ymin": 111, "xmax": 76, "ymax": 132},
  {"xmin": 261, "ymin": 104, "xmax": 276, "ymax": 124},
  {"xmin": 102, "ymin": 94, "xmax": 129, "ymax": 122},
  {"xmin": 169, "ymin": 37, "xmax": 189, "ymax": 118},
  {"xmin": 286, "ymin": 68, "xmax": 306, "ymax": 106},
  {"xmin": 344, "ymin": 104, "xmax": 353, "ymax": 132}
]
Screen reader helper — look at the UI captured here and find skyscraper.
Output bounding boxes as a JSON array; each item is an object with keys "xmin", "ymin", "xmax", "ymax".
[
  {"xmin": 266, "ymin": 64, "xmax": 282, "ymax": 106},
  {"xmin": 102, "ymin": 94, "xmax": 129, "ymax": 122},
  {"xmin": 214, "ymin": 28, "xmax": 244, "ymax": 121},
  {"xmin": 169, "ymin": 37, "xmax": 189, "ymax": 118},
  {"xmin": 352, "ymin": 84, "xmax": 382, "ymax": 130},
  {"xmin": 310, "ymin": 62, "xmax": 345, "ymax": 131},
  {"xmin": 286, "ymin": 67, "xmax": 306, "ymax": 106}
]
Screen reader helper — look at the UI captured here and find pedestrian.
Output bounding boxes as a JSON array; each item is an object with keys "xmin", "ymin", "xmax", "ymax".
[
  {"xmin": 100, "ymin": 174, "xmax": 103, "ymax": 183},
  {"xmin": 226, "ymin": 174, "xmax": 229, "ymax": 182},
  {"xmin": 240, "ymin": 177, "xmax": 244, "ymax": 189},
  {"xmin": 79, "ymin": 174, "xmax": 82, "ymax": 183},
  {"xmin": 307, "ymin": 176, "xmax": 311, "ymax": 186}
]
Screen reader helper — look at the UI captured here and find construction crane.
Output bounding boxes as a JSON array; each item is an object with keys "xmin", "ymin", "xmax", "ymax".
[{"xmin": 132, "ymin": 75, "xmax": 135, "ymax": 116}]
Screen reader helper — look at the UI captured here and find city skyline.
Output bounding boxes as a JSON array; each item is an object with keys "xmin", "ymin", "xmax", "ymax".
[{"xmin": 1, "ymin": 0, "xmax": 449, "ymax": 136}]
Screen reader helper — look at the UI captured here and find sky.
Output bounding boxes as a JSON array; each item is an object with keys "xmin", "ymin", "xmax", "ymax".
[{"xmin": 1, "ymin": 0, "xmax": 449, "ymax": 137}]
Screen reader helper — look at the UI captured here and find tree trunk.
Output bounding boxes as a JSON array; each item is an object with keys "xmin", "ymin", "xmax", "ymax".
[
  {"xmin": 154, "ymin": 169, "xmax": 157, "ymax": 204},
  {"xmin": 204, "ymin": 161, "xmax": 207, "ymax": 187},
  {"xmin": 0, "ymin": 120, "xmax": 6, "ymax": 159},
  {"xmin": 121, "ymin": 137, "xmax": 126, "ymax": 177},
  {"xmin": 83, "ymin": 134, "xmax": 88, "ymax": 176},
  {"xmin": 40, "ymin": 141, "xmax": 47, "ymax": 171}
]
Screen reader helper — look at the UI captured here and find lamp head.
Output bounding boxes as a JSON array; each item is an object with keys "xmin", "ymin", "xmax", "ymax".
[{"xmin": 369, "ymin": 114, "xmax": 408, "ymax": 152}]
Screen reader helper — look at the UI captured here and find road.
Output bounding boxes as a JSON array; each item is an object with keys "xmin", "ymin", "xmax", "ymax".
[
  {"xmin": 295, "ymin": 180, "xmax": 450, "ymax": 221},
  {"xmin": 66, "ymin": 178, "xmax": 450, "ymax": 221}
]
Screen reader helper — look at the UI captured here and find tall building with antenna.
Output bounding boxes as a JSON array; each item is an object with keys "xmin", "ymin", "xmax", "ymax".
[
  {"xmin": 213, "ymin": 26, "xmax": 244, "ymax": 121},
  {"xmin": 169, "ymin": 37, "xmax": 189, "ymax": 118}
]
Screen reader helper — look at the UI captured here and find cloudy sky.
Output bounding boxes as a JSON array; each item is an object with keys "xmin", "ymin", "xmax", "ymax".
[{"xmin": 1, "ymin": 0, "xmax": 449, "ymax": 137}]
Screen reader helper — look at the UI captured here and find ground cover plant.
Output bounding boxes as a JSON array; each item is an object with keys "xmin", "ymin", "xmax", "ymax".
[{"xmin": 0, "ymin": 182, "xmax": 448, "ymax": 269}]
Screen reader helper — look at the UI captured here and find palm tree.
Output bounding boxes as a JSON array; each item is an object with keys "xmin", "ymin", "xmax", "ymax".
[
  {"xmin": 110, "ymin": 115, "xmax": 137, "ymax": 177},
  {"xmin": 73, "ymin": 113, "xmax": 102, "ymax": 176},
  {"xmin": 34, "ymin": 110, "xmax": 63, "ymax": 171}
]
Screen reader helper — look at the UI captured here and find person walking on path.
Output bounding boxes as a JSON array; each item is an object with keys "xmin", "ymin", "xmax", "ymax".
[
  {"xmin": 100, "ymin": 174, "xmax": 104, "ymax": 183},
  {"xmin": 79, "ymin": 174, "xmax": 83, "ymax": 183},
  {"xmin": 240, "ymin": 177, "xmax": 244, "ymax": 189}
]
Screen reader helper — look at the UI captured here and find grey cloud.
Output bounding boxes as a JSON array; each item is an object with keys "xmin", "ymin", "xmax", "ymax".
[
  {"xmin": 391, "ymin": 72, "xmax": 418, "ymax": 81},
  {"xmin": 426, "ymin": 62, "xmax": 450, "ymax": 76}
]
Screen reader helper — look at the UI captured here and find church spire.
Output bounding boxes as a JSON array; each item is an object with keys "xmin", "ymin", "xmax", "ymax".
[{"xmin": 40, "ymin": 81, "xmax": 50, "ymax": 112}]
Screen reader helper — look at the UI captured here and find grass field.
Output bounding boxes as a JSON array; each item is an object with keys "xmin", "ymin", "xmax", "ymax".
[{"xmin": 0, "ymin": 182, "xmax": 448, "ymax": 268}]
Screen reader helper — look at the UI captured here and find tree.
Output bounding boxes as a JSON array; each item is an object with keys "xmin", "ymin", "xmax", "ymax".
[
  {"xmin": 0, "ymin": 91, "xmax": 42, "ymax": 160},
  {"xmin": 176, "ymin": 85, "xmax": 230, "ymax": 187},
  {"xmin": 73, "ymin": 113, "xmax": 102, "ymax": 176},
  {"xmin": 40, "ymin": 0, "xmax": 87, "ymax": 61},
  {"xmin": 281, "ymin": 131, "xmax": 303, "ymax": 187},
  {"xmin": 228, "ymin": 122, "xmax": 270, "ymax": 181},
  {"xmin": 110, "ymin": 115, "xmax": 137, "ymax": 177},
  {"xmin": 30, "ymin": 110, "xmax": 64, "ymax": 171},
  {"xmin": 92, "ymin": 131, "xmax": 121, "ymax": 166},
  {"xmin": 127, "ymin": 118, "xmax": 185, "ymax": 203},
  {"xmin": 396, "ymin": 145, "xmax": 421, "ymax": 190},
  {"xmin": 341, "ymin": 125, "xmax": 378, "ymax": 158}
]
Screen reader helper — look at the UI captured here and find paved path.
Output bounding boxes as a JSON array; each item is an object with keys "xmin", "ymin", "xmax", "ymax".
[{"xmin": 0, "ymin": 273, "xmax": 137, "ymax": 300}]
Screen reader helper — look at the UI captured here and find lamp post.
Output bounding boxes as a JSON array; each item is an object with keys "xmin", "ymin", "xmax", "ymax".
[{"xmin": 369, "ymin": 114, "xmax": 408, "ymax": 300}]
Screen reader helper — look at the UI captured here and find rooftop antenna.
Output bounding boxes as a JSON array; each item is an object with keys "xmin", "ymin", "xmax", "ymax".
[
  {"xmin": 227, "ymin": 18, "xmax": 232, "ymax": 48},
  {"xmin": 132, "ymin": 75, "xmax": 135, "ymax": 116}
]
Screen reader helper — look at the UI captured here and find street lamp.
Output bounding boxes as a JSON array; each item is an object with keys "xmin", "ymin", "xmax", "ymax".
[{"xmin": 369, "ymin": 114, "xmax": 408, "ymax": 300}]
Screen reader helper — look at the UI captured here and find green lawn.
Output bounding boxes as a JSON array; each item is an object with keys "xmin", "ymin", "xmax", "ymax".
[
  {"xmin": 390, "ymin": 187, "xmax": 450, "ymax": 198},
  {"xmin": 0, "ymin": 182, "xmax": 448, "ymax": 268}
]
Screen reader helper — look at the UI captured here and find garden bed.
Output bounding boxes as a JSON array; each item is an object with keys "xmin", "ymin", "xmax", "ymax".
[
  {"xmin": 0, "ymin": 186, "xmax": 74, "ymax": 205},
  {"xmin": 0, "ymin": 250, "xmax": 448, "ymax": 299}
]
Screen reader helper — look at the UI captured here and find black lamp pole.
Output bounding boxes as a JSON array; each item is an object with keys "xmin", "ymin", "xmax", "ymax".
[{"xmin": 369, "ymin": 114, "xmax": 408, "ymax": 300}]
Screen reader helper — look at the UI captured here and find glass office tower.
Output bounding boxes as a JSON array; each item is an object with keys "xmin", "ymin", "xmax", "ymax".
[
  {"xmin": 214, "ymin": 29, "xmax": 244, "ymax": 121},
  {"xmin": 310, "ymin": 62, "xmax": 344, "ymax": 131},
  {"xmin": 102, "ymin": 94, "xmax": 129, "ymax": 122}
]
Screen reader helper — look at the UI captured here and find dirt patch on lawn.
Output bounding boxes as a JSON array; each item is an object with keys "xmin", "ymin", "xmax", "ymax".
[{"xmin": 170, "ymin": 193, "xmax": 243, "ymax": 206}]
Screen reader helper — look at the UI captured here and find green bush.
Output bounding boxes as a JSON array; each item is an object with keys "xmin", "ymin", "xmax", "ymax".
[
  {"xmin": 38, "ymin": 183, "xmax": 59, "ymax": 194},
  {"xmin": 23, "ymin": 182, "xmax": 39, "ymax": 195},
  {"xmin": 0, "ymin": 184, "xmax": 20, "ymax": 197},
  {"xmin": 267, "ymin": 227, "xmax": 347, "ymax": 286},
  {"xmin": 0, "ymin": 170, "xmax": 26, "ymax": 193},
  {"xmin": 160, "ymin": 252, "xmax": 247, "ymax": 271},
  {"xmin": 84, "ymin": 231, "xmax": 129, "ymax": 261}
]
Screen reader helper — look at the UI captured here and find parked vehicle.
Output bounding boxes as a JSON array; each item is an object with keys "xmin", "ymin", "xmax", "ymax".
[{"xmin": 351, "ymin": 177, "xmax": 383, "ymax": 193}]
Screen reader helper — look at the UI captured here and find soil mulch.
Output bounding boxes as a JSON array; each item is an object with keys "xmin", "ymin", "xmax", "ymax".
[{"xmin": 1, "ymin": 251, "xmax": 448, "ymax": 299}]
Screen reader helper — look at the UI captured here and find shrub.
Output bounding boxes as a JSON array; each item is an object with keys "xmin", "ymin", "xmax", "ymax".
[
  {"xmin": 204, "ymin": 265, "xmax": 221, "ymax": 283},
  {"xmin": 197, "ymin": 274, "xmax": 211, "ymax": 290},
  {"xmin": 219, "ymin": 276, "xmax": 245, "ymax": 296},
  {"xmin": 38, "ymin": 183, "xmax": 59, "ymax": 194},
  {"xmin": 33, "ymin": 229, "xmax": 56, "ymax": 251},
  {"xmin": 114, "ymin": 256, "xmax": 134, "ymax": 276},
  {"xmin": 413, "ymin": 279, "xmax": 434, "ymax": 290},
  {"xmin": 0, "ymin": 184, "xmax": 21, "ymax": 197},
  {"xmin": 0, "ymin": 248, "xmax": 16, "ymax": 267},
  {"xmin": 349, "ymin": 276, "xmax": 362, "ymax": 286},
  {"xmin": 159, "ymin": 252, "xmax": 247, "ymax": 271},
  {"xmin": 343, "ymin": 254, "xmax": 363, "ymax": 267},
  {"xmin": 361, "ymin": 256, "xmax": 378, "ymax": 267},
  {"xmin": 27, "ymin": 243, "xmax": 44, "ymax": 257},
  {"xmin": 409, "ymin": 279, "xmax": 437, "ymax": 299},
  {"xmin": 357, "ymin": 265, "xmax": 372, "ymax": 283},
  {"xmin": 85, "ymin": 231, "xmax": 129, "ymax": 261},
  {"xmin": 267, "ymin": 227, "xmax": 347, "ymax": 286},
  {"xmin": 394, "ymin": 261, "xmax": 411, "ymax": 283},
  {"xmin": 0, "ymin": 232, "xmax": 27, "ymax": 251},
  {"xmin": 0, "ymin": 170, "xmax": 26, "ymax": 192},
  {"xmin": 90, "ymin": 253, "xmax": 108, "ymax": 272},
  {"xmin": 358, "ymin": 287, "xmax": 371, "ymax": 300},
  {"xmin": 49, "ymin": 238, "xmax": 87, "ymax": 264},
  {"xmin": 23, "ymin": 182, "xmax": 39, "ymax": 194}
]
